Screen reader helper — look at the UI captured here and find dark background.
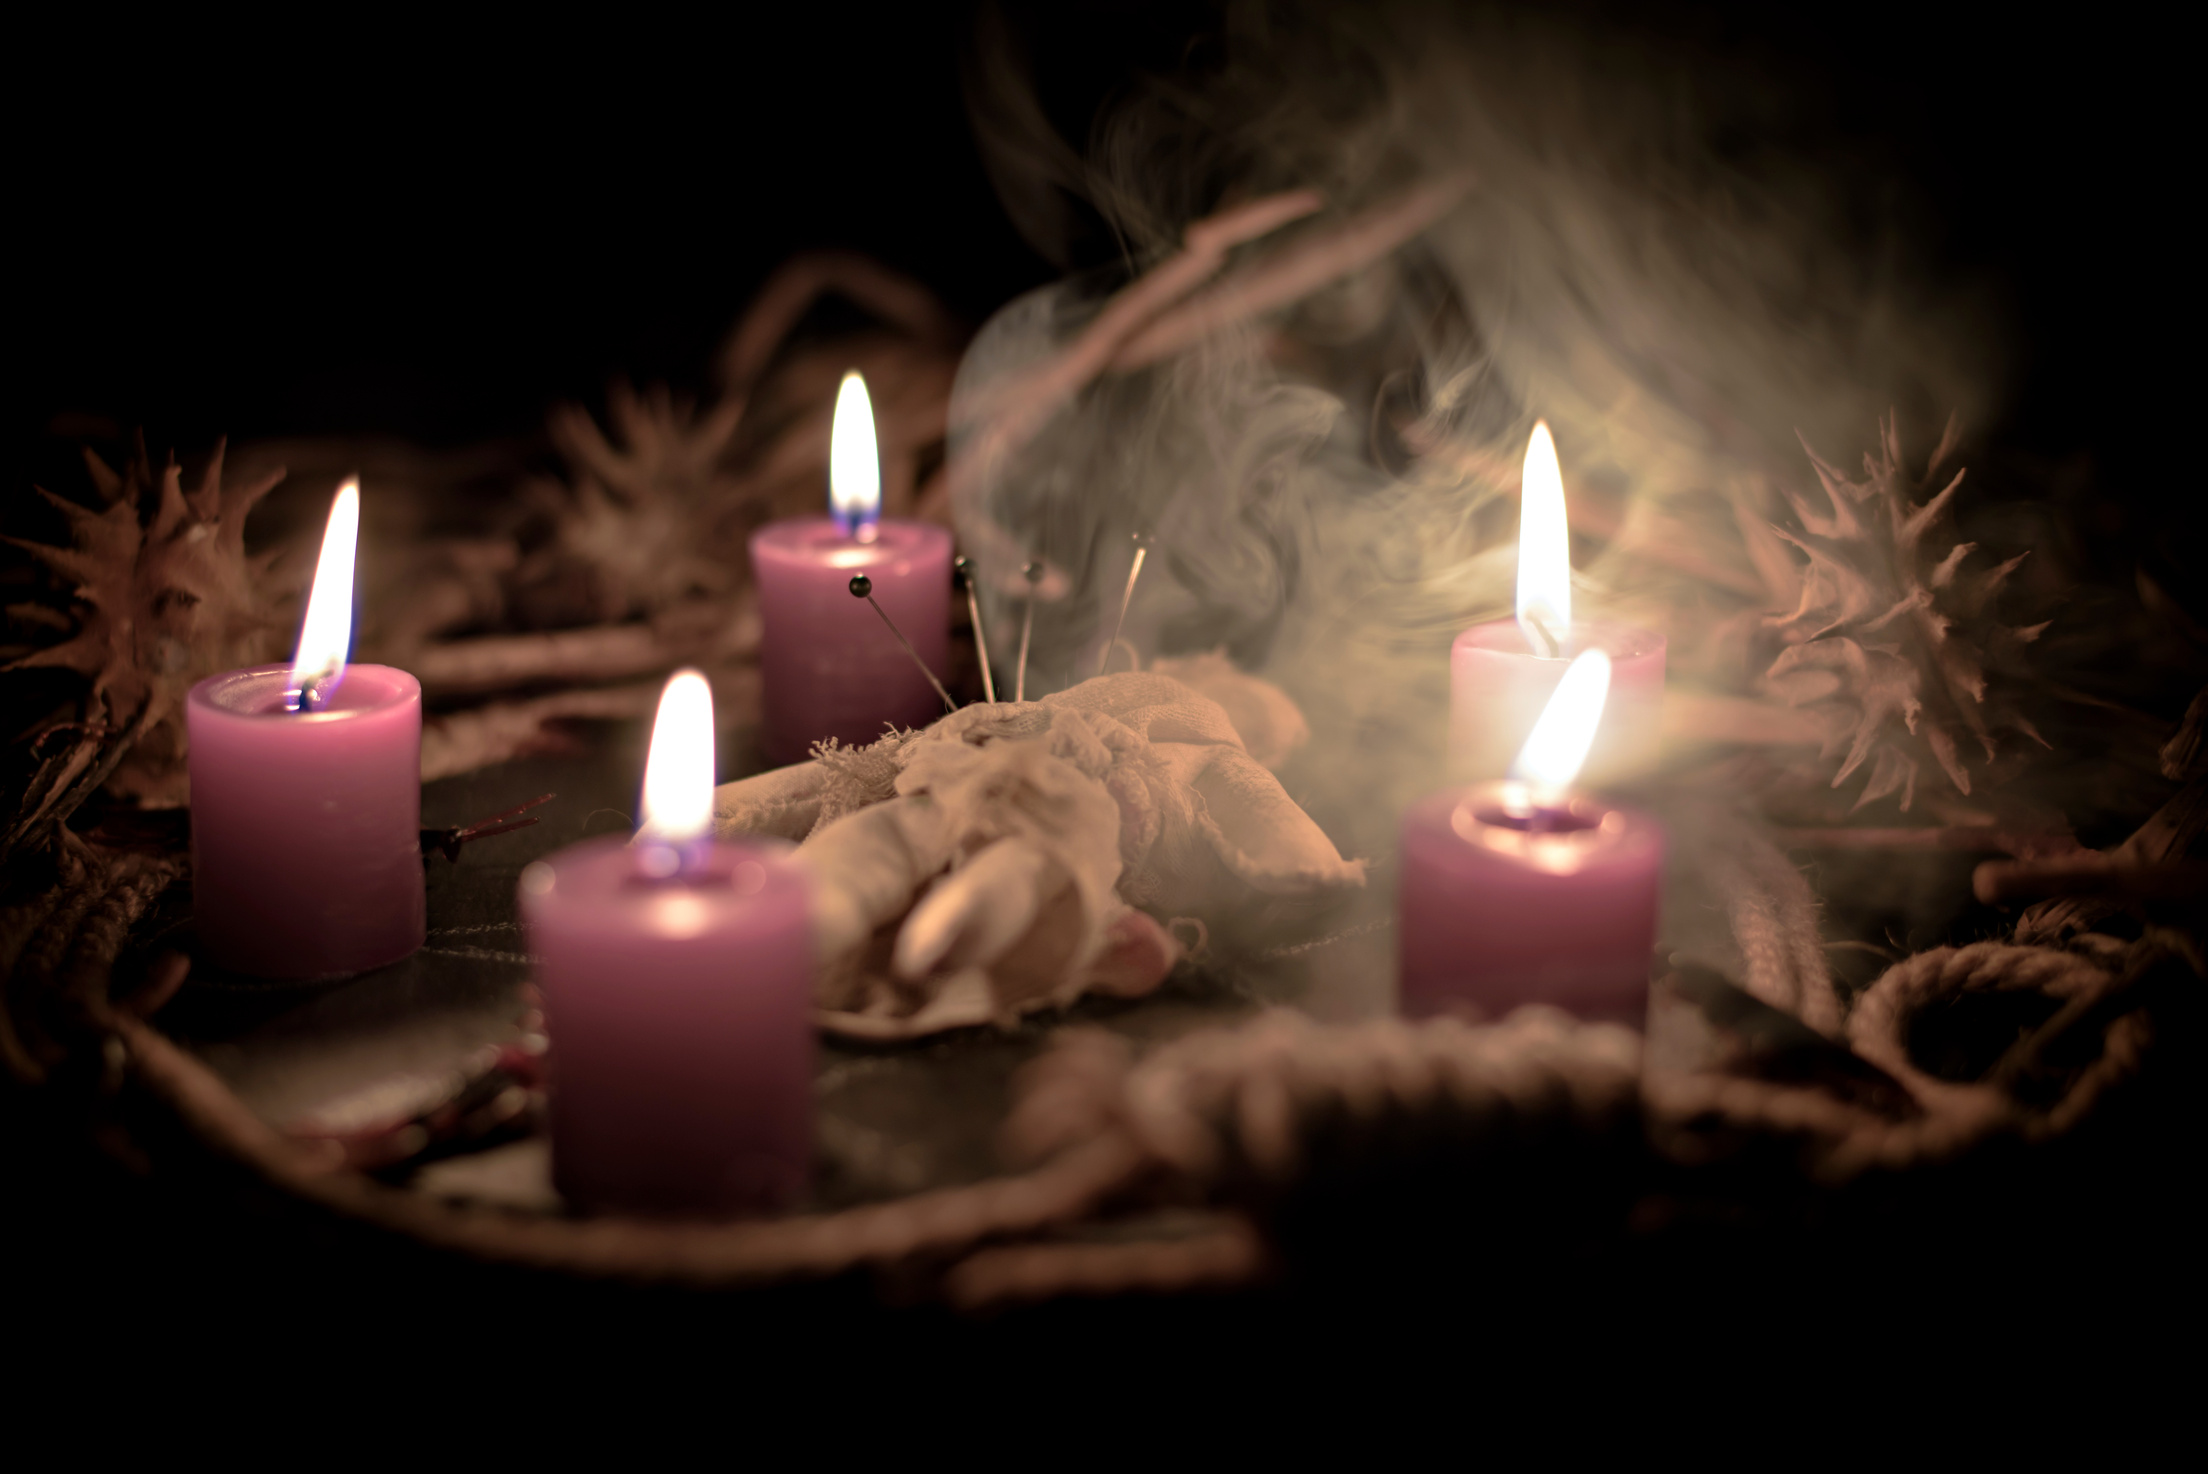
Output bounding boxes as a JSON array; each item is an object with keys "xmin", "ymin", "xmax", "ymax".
[
  {"xmin": 6, "ymin": 1, "xmax": 2192, "ymax": 591},
  {"xmin": 4, "ymin": 4, "xmax": 2197, "ymax": 1370}
]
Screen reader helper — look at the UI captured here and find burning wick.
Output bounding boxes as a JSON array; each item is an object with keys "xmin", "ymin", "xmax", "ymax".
[
  {"xmin": 955, "ymin": 556, "xmax": 998, "ymax": 704},
  {"xmin": 1516, "ymin": 420, "xmax": 1571, "ymax": 661},
  {"xmin": 1015, "ymin": 560, "xmax": 1042, "ymax": 702},
  {"xmin": 287, "ymin": 479, "xmax": 360, "ymax": 712},
  {"xmin": 634, "ymin": 669, "xmax": 715, "ymax": 881},
  {"xmin": 1097, "ymin": 531, "xmax": 1151, "ymax": 677},
  {"xmin": 850, "ymin": 574, "xmax": 956, "ymax": 714},
  {"xmin": 829, "ymin": 370, "xmax": 882, "ymax": 543},
  {"xmin": 1523, "ymin": 610, "xmax": 1562, "ymax": 660}
]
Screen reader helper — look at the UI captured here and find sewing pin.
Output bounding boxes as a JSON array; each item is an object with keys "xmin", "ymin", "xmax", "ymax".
[
  {"xmin": 954, "ymin": 555, "xmax": 997, "ymax": 704},
  {"xmin": 849, "ymin": 574, "xmax": 956, "ymax": 714},
  {"xmin": 1015, "ymin": 560, "xmax": 1042, "ymax": 702},
  {"xmin": 1097, "ymin": 530, "xmax": 1151, "ymax": 677}
]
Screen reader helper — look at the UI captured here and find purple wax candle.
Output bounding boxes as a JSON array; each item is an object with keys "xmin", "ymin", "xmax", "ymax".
[
  {"xmin": 519, "ymin": 834, "xmax": 813, "ymax": 1216},
  {"xmin": 751, "ymin": 518, "xmax": 952, "ymax": 764},
  {"xmin": 1398, "ymin": 782, "xmax": 1663, "ymax": 1025},
  {"xmin": 750, "ymin": 370, "xmax": 953, "ymax": 765},
  {"xmin": 520, "ymin": 668, "xmax": 815, "ymax": 1216},
  {"xmin": 186, "ymin": 663, "xmax": 427, "ymax": 979},
  {"xmin": 1403, "ymin": 648, "xmax": 1663, "ymax": 1026},
  {"xmin": 187, "ymin": 480, "xmax": 425, "ymax": 981}
]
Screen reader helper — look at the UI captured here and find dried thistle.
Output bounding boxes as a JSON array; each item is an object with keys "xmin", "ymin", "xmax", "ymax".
[
  {"xmin": 4, "ymin": 440, "xmax": 289, "ymax": 819},
  {"xmin": 1763, "ymin": 415, "xmax": 2047, "ymax": 813},
  {"xmin": 508, "ymin": 383, "xmax": 748, "ymax": 629}
]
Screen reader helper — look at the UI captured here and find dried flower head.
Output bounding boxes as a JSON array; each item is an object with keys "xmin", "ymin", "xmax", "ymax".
[
  {"xmin": 506, "ymin": 384, "xmax": 747, "ymax": 629},
  {"xmin": 5, "ymin": 440, "xmax": 289, "ymax": 812},
  {"xmin": 1763, "ymin": 415, "xmax": 2047, "ymax": 812}
]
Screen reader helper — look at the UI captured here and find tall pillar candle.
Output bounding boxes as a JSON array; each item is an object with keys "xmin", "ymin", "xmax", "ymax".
[
  {"xmin": 520, "ymin": 670, "xmax": 814, "ymax": 1215},
  {"xmin": 751, "ymin": 370, "xmax": 952, "ymax": 764}
]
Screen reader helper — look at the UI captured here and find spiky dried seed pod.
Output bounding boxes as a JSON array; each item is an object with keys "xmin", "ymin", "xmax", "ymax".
[
  {"xmin": 507, "ymin": 384, "xmax": 748, "ymax": 629},
  {"xmin": 5, "ymin": 440, "xmax": 290, "ymax": 810},
  {"xmin": 1763, "ymin": 415, "xmax": 2048, "ymax": 813}
]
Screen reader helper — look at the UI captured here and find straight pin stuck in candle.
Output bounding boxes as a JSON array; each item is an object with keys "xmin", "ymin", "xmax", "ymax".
[
  {"xmin": 956, "ymin": 556, "xmax": 998, "ymax": 703},
  {"xmin": 288, "ymin": 480, "xmax": 359, "ymax": 710},
  {"xmin": 849, "ymin": 574, "xmax": 957, "ymax": 713},
  {"xmin": 1098, "ymin": 535, "xmax": 1150, "ymax": 677},
  {"xmin": 1015, "ymin": 560, "xmax": 1040, "ymax": 701}
]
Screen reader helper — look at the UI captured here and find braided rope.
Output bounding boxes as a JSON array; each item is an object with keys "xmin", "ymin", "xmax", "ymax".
[
  {"xmin": 1847, "ymin": 941, "xmax": 2145, "ymax": 1140},
  {"xmin": 1702, "ymin": 814, "xmax": 1843, "ymax": 1035}
]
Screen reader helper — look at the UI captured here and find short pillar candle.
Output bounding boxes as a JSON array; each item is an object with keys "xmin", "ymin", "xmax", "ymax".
[
  {"xmin": 520, "ymin": 669, "xmax": 815, "ymax": 1216},
  {"xmin": 751, "ymin": 518, "xmax": 952, "ymax": 764},
  {"xmin": 187, "ymin": 664, "xmax": 426, "ymax": 979},
  {"xmin": 751, "ymin": 370, "xmax": 952, "ymax": 764},
  {"xmin": 187, "ymin": 479, "xmax": 425, "ymax": 981},
  {"xmin": 1404, "ymin": 648, "xmax": 1663, "ymax": 1026},
  {"xmin": 1397, "ymin": 781, "xmax": 1663, "ymax": 1025},
  {"xmin": 519, "ymin": 835, "xmax": 813, "ymax": 1216}
]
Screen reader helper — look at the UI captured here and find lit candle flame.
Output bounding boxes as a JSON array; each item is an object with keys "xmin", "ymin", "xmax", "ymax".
[
  {"xmin": 1509, "ymin": 648, "xmax": 1610, "ymax": 793},
  {"xmin": 288, "ymin": 479, "xmax": 359, "ymax": 710},
  {"xmin": 1515, "ymin": 420, "xmax": 1571, "ymax": 658},
  {"xmin": 636, "ymin": 669, "xmax": 715, "ymax": 876},
  {"xmin": 830, "ymin": 369, "xmax": 882, "ymax": 540}
]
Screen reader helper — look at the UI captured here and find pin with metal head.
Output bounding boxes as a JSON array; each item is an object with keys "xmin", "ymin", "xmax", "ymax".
[
  {"xmin": 850, "ymin": 574, "xmax": 956, "ymax": 714},
  {"xmin": 954, "ymin": 556, "xmax": 997, "ymax": 704},
  {"xmin": 1097, "ymin": 529, "xmax": 1152, "ymax": 677},
  {"xmin": 1014, "ymin": 560, "xmax": 1043, "ymax": 702}
]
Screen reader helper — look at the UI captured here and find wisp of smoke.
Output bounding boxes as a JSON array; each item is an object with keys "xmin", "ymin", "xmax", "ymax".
[{"xmin": 951, "ymin": 1, "xmax": 1994, "ymax": 861}]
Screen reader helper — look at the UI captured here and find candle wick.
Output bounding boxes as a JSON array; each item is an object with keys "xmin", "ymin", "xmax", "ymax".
[
  {"xmin": 955, "ymin": 556, "xmax": 997, "ymax": 704},
  {"xmin": 288, "ymin": 675, "xmax": 326, "ymax": 713},
  {"xmin": 848, "ymin": 574, "xmax": 956, "ymax": 714},
  {"xmin": 1524, "ymin": 610, "xmax": 1562, "ymax": 659},
  {"xmin": 632, "ymin": 836, "xmax": 707, "ymax": 883},
  {"xmin": 1097, "ymin": 534, "xmax": 1150, "ymax": 678}
]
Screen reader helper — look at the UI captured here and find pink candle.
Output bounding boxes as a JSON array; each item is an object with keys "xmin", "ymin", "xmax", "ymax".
[
  {"xmin": 752, "ymin": 519, "xmax": 952, "ymax": 764},
  {"xmin": 187, "ymin": 480, "xmax": 426, "ymax": 980},
  {"xmin": 188, "ymin": 664, "xmax": 425, "ymax": 979},
  {"xmin": 1402, "ymin": 651, "xmax": 1664, "ymax": 1025},
  {"xmin": 520, "ymin": 671, "xmax": 814, "ymax": 1216},
  {"xmin": 1450, "ymin": 619, "xmax": 1665, "ymax": 784},
  {"xmin": 751, "ymin": 371, "xmax": 952, "ymax": 765},
  {"xmin": 1450, "ymin": 422, "xmax": 1664, "ymax": 784}
]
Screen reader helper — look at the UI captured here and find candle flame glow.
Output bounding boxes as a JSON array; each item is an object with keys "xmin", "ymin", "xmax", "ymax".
[
  {"xmin": 829, "ymin": 369, "xmax": 882, "ymax": 539},
  {"xmin": 638, "ymin": 669, "xmax": 715, "ymax": 860},
  {"xmin": 1515, "ymin": 421, "xmax": 1571, "ymax": 657},
  {"xmin": 1509, "ymin": 648, "xmax": 1610, "ymax": 792},
  {"xmin": 288, "ymin": 480, "xmax": 359, "ymax": 709}
]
